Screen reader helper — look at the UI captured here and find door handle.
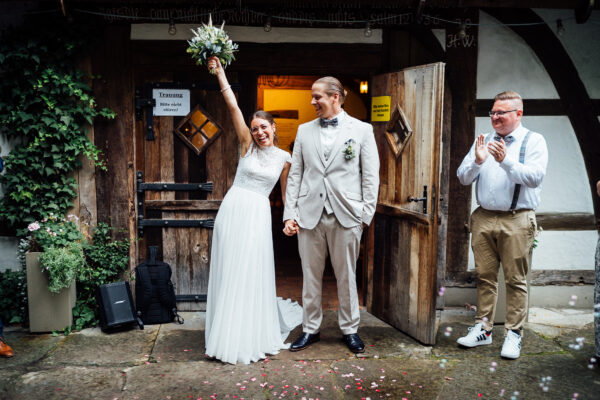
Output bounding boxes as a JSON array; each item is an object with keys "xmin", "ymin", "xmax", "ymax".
[{"xmin": 408, "ymin": 185, "xmax": 428, "ymax": 214}]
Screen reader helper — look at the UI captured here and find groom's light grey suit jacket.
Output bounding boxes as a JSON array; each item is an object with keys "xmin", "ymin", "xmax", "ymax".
[{"xmin": 283, "ymin": 114, "xmax": 380, "ymax": 229}]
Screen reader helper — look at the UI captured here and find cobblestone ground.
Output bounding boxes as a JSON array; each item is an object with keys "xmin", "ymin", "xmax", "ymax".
[{"xmin": 0, "ymin": 309, "xmax": 598, "ymax": 399}]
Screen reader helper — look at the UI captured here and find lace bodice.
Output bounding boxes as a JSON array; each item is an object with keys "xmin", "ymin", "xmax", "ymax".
[{"xmin": 232, "ymin": 143, "xmax": 291, "ymax": 198}]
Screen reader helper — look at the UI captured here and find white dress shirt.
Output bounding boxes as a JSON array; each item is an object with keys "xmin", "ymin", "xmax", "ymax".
[
  {"xmin": 320, "ymin": 110, "xmax": 345, "ymax": 160},
  {"xmin": 320, "ymin": 110, "xmax": 345, "ymax": 213},
  {"xmin": 457, "ymin": 123, "xmax": 548, "ymax": 211}
]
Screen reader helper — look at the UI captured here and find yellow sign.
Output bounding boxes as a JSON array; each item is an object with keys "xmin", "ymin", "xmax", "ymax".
[{"xmin": 371, "ymin": 96, "xmax": 391, "ymax": 122}]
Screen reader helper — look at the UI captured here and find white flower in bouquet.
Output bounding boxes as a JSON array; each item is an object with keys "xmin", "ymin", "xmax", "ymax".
[{"xmin": 187, "ymin": 15, "xmax": 239, "ymax": 74}]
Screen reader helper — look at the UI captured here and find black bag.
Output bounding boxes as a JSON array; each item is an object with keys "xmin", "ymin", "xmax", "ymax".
[
  {"xmin": 135, "ymin": 247, "xmax": 184, "ymax": 325},
  {"xmin": 97, "ymin": 281, "xmax": 144, "ymax": 332}
]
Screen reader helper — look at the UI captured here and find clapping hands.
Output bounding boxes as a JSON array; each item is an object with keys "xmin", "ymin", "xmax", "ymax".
[{"xmin": 475, "ymin": 134, "xmax": 506, "ymax": 164}]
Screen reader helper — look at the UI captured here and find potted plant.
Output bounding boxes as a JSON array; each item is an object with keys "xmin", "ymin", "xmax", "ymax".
[{"xmin": 25, "ymin": 214, "xmax": 84, "ymax": 332}]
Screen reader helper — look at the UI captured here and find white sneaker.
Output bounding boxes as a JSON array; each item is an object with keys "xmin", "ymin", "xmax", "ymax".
[
  {"xmin": 500, "ymin": 330, "xmax": 522, "ymax": 359},
  {"xmin": 456, "ymin": 323, "xmax": 492, "ymax": 348}
]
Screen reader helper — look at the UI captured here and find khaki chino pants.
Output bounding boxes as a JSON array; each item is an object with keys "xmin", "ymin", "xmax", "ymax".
[
  {"xmin": 470, "ymin": 207, "xmax": 537, "ymax": 333},
  {"xmin": 298, "ymin": 211, "xmax": 363, "ymax": 335}
]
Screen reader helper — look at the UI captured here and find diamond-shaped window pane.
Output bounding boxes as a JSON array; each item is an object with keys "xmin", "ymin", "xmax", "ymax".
[
  {"xmin": 202, "ymin": 121, "xmax": 220, "ymax": 138},
  {"xmin": 384, "ymin": 104, "xmax": 413, "ymax": 158},
  {"xmin": 175, "ymin": 104, "xmax": 224, "ymax": 156}
]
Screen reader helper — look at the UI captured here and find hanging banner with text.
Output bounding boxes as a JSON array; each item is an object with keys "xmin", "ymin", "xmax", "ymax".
[
  {"xmin": 152, "ymin": 89, "xmax": 190, "ymax": 116},
  {"xmin": 371, "ymin": 96, "xmax": 391, "ymax": 122}
]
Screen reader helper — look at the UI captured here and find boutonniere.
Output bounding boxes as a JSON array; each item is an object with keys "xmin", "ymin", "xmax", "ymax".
[{"xmin": 343, "ymin": 139, "xmax": 356, "ymax": 160}]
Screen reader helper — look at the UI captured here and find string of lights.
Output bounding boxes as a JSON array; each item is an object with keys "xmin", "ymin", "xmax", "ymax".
[{"xmin": 25, "ymin": 6, "xmax": 599, "ymax": 30}]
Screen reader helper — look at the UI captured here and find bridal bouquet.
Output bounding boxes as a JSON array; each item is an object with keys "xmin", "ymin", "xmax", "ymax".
[{"xmin": 187, "ymin": 15, "xmax": 238, "ymax": 74}]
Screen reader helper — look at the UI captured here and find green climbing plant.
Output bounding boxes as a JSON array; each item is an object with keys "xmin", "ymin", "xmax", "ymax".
[{"xmin": 0, "ymin": 20, "xmax": 114, "ymax": 235}]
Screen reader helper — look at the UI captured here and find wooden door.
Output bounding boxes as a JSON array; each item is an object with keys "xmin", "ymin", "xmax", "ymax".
[
  {"xmin": 366, "ymin": 63, "xmax": 446, "ymax": 344},
  {"xmin": 133, "ymin": 68, "xmax": 239, "ymax": 311}
]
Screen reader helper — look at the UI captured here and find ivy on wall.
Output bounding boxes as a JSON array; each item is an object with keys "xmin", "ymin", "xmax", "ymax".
[{"xmin": 0, "ymin": 20, "xmax": 114, "ymax": 235}]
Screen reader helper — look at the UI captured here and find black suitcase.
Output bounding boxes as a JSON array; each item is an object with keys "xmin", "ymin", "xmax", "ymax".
[
  {"xmin": 96, "ymin": 281, "xmax": 144, "ymax": 332},
  {"xmin": 135, "ymin": 247, "xmax": 184, "ymax": 325}
]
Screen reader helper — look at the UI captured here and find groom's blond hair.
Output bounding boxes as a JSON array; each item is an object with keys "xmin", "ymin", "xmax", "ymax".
[{"xmin": 314, "ymin": 76, "xmax": 347, "ymax": 105}]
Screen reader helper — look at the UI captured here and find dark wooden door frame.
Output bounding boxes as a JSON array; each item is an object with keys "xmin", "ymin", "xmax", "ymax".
[{"xmin": 485, "ymin": 7, "xmax": 600, "ymax": 230}]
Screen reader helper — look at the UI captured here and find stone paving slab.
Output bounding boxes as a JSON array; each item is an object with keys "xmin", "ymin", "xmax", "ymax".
[
  {"xmin": 433, "ymin": 322, "xmax": 563, "ymax": 359},
  {"xmin": 40, "ymin": 326, "xmax": 159, "ymax": 367},
  {"xmin": 556, "ymin": 323, "xmax": 598, "ymax": 369},
  {"xmin": 5, "ymin": 366, "xmax": 125, "ymax": 400},
  {"xmin": 330, "ymin": 358, "xmax": 449, "ymax": 399},
  {"xmin": 152, "ymin": 327, "xmax": 206, "ymax": 362},
  {"xmin": 121, "ymin": 360, "xmax": 268, "ymax": 399},
  {"xmin": 439, "ymin": 353, "xmax": 600, "ymax": 399},
  {"xmin": 0, "ymin": 331, "xmax": 64, "ymax": 369},
  {"xmin": 261, "ymin": 359, "xmax": 341, "ymax": 399}
]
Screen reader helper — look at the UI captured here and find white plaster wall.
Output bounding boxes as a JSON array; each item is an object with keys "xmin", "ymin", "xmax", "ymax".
[
  {"xmin": 535, "ymin": 9, "xmax": 600, "ymax": 99},
  {"xmin": 477, "ymin": 11, "xmax": 559, "ymax": 99},
  {"xmin": 468, "ymin": 11, "xmax": 599, "ymax": 273}
]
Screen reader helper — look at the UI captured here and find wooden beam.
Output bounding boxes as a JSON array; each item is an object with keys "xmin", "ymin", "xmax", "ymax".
[
  {"xmin": 445, "ymin": 269, "xmax": 595, "ymax": 287},
  {"xmin": 445, "ymin": 8, "xmax": 479, "ymax": 275},
  {"xmin": 485, "ymin": 8, "xmax": 600, "ymax": 233},
  {"xmin": 376, "ymin": 203, "xmax": 432, "ymax": 226},
  {"xmin": 92, "ymin": 25, "xmax": 134, "ymax": 243},
  {"xmin": 65, "ymin": 1, "xmax": 591, "ymax": 11},
  {"xmin": 536, "ymin": 212, "xmax": 596, "ymax": 231},
  {"xmin": 477, "ymin": 99, "xmax": 600, "ymax": 117}
]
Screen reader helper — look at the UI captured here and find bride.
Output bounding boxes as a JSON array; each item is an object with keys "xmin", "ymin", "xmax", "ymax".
[{"xmin": 204, "ymin": 57, "xmax": 302, "ymax": 364}]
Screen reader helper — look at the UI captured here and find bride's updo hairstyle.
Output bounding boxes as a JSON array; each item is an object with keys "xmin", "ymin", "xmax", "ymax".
[
  {"xmin": 314, "ymin": 76, "xmax": 347, "ymax": 105},
  {"xmin": 250, "ymin": 110, "xmax": 279, "ymax": 146}
]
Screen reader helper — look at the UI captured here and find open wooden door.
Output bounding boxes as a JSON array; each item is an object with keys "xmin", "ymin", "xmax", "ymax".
[{"xmin": 366, "ymin": 62, "xmax": 446, "ymax": 344}]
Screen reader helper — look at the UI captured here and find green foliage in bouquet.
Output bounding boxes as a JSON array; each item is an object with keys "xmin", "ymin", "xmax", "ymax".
[{"xmin": 187, "ymin": 16, "xmax": 238, "ymax": 73}]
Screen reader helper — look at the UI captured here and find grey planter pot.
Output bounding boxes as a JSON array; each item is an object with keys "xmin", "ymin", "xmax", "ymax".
[{"xmin": 26, "ymin": 252, "xmax": 76, "ymax": 333}]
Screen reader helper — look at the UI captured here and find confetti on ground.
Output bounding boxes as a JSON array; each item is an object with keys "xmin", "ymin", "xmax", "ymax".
[{"xmin": 538, "ymin": 376, "xmax": 552, "ymax": 392}]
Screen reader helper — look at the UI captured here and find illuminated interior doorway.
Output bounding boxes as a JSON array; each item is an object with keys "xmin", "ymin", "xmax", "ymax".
[{"xmin": 257, "ymin": 75, "xmax": 369, "ymax": 309}]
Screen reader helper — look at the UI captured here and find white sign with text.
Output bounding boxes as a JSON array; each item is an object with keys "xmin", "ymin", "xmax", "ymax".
[{"xmin": 152, "ymin": 89, "xmax": 190, "ymax": 116}]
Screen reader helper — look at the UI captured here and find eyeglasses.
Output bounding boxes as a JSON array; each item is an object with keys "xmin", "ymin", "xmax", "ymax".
[{"xmin": 488, "ymin": 109, "xmax": 518, "ymax": 117}]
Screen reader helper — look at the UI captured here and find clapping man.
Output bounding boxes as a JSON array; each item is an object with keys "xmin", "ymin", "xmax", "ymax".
[{"xmin": 456, "ymin": 91, "xmax": 548, "ymax": 359}]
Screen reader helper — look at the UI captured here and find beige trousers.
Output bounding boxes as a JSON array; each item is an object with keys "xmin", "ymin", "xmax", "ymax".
[
  {"xmin": 298, "ymin": 211, "xmax": 363, "ymax": 335},
  {"xmin": 470, "ymin": 207, "xmax": 537, "ymax": 333}
]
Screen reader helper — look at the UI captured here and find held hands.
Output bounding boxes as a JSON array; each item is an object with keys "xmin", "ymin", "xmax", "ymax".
[{"xmin": 283, "ymin": 219, "xmax": 299, "ymax": 236}]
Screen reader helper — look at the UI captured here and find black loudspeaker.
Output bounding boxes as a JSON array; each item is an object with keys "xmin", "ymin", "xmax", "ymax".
[{"xmin": 96, "ymin": 282, "xmax": 144, "ymax": 332}]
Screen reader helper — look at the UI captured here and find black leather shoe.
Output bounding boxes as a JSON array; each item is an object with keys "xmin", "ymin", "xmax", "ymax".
[
  {"xmin": 342, "ymin": 333, "xmax": 365, "ymax": 353},
  {"xmin": 290, "ymin": 332, "xmax": 320, "ymax": 352}
]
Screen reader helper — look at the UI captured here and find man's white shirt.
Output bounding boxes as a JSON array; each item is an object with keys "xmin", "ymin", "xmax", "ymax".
[
  {"xmin": 320, "ymin": 110, "xmax": 345, "ymax": 213},
  {"xmin": 457, "ymin": 123, "xmax": 548, "ymax": 211}
]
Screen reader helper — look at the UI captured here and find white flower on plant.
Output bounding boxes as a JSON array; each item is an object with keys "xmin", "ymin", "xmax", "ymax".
[
  {"xmin": 59, "ymin": 229, "xmax": 63, "ymax": 233},
  {"xmin": 28, "ymin": 222, "xmax": 40, "ymax": 231}
]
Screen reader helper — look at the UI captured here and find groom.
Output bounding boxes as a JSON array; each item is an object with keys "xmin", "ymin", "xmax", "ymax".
[{"xmin": 283, "ymin": 76, "xmax": 379, "ymax": 353}]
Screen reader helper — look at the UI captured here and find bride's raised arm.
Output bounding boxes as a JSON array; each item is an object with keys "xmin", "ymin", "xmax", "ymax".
[{"xmin": 207, "ymin": 56, "xmax": 252, "ymax": 155}]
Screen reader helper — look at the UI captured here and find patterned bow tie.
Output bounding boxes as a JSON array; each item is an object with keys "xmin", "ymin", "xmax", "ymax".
[
  {"xmin": 320, "ymin": 117, "xmax": 338, "ymax": 128},
  {"xmin": 494, "ymin": 135, "xmax": 514, "ymax": 145}
]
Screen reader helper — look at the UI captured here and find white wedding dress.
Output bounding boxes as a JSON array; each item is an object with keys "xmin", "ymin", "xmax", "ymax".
[{"xmin": 205, "ymin": 143, "xmax": 303, "ymax": 365}]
